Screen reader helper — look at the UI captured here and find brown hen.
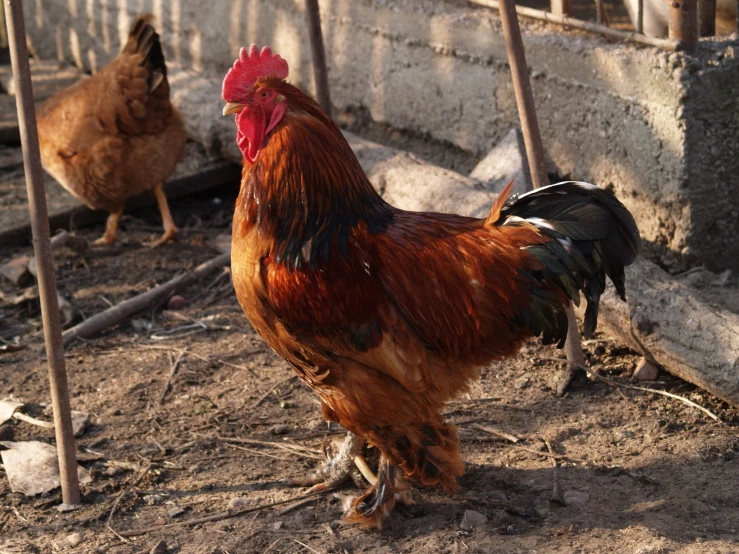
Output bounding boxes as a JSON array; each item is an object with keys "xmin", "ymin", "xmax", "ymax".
[{"xmin": 37, "ymin": 15, "xmax": 186, "ymax": 247}]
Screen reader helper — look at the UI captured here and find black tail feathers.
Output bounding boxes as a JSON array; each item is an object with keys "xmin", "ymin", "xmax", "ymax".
[
  {"xmin": 125, "ymin": 14, "xmax": 167, "ymax": 91},
  {"xmin": 498, "ymin": 181, "xmax": 641, "ymax": 343}
]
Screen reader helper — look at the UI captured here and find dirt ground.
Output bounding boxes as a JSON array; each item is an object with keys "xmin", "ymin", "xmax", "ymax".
[{"xmin": 2, "ymin": 158, "xmax": 739, "ymax": 554}]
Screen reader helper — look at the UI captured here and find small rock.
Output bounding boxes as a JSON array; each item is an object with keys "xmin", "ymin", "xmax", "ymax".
[
  {"xmin": 65, "ymin": 532, "xmax": 83, "ymax": 547},
  {"xmin": 271, "ymin": 521, "xmax": 284, "ymax": 530},
  {"xmin": 167, "ymin": 295, "xmax": 186, "ymax": 310},
  {"xmin": 633, "ymin": 358, "xmax": 659, "ymax": 381},
  {"xmin": 269, "ymin": 424, "xmax": 290, "ymax": 435},
  {"xmin": 168, "ymin": 506, "xmax": 185, "ymax": 518},
  {"xmin": 535, "ymin": 501, "xmax": 550, "ymax": 518},
  {"xmin": 150, "ymin": 540, "xmax": 168, "ymax": 554},
  {"xmin": 0, "ymin": 255, "xmax": 32, "ymax": 286},
  {"xmin": 188, "ymin": 463, "xmax": 201, "ymax": 474},
  {"xmin": 563, "ymin": 490, "xmax": 589, "ymax": 506},
  {"xmin": 144, "ymin": 494, "xmax": 166, "ymax": 506},
  {"xmin": 228, "ymin": 496, "xmax": 254, "ymax": 510},
  {"xmin": 131, "ymin": 318, "xmax": 153, "ymax": 332},
  {"xmin": 514, "ymin": 376, "xmax": 530, "ymax": 390},
  {"xmin": 459, "ymin": 509, "xmax": 488, "ymax": 530}
]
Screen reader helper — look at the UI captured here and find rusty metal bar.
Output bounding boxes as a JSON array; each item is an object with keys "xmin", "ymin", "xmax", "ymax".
[
  {"xmin": 305, "ymin": 0, "xmax": 332, "ymax": 117},
  {"xmin": 471, "ymin": 0, "xmax": 679, "ymax": 49},
  {"xmin": 668, "ymin": 0, "xmax": 698, "ymax": 51},
  {"xmin": 698, "ymin": 0, "xmax": 716, "ymax": 35},
  {"xmin": 637, "ymin": 0, "xmax": 644, "ymax": 33},
  {"xmin": 550, "ymin": 0, "xmax": 572, "ymax": 17},
  {"xmin": 496, "ymin": 0, "xmax": 588, "ymax": 377},
  {"xmin": 496, "ymin": 0, "xmax": 549, "ymax": 191},
  {"xmin": 5, "ymin": 0, "xmax": 81, "ymax": 507}
]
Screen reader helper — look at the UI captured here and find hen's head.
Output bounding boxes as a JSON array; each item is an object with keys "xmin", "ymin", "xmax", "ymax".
[{"xmin": 222, "ymin": 45, "xmax": 289, "ymax": 163}]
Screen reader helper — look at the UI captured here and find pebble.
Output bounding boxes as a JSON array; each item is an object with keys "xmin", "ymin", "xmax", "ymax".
[
  {"xmin": 150, "ymin": 540, "xmax": 168, "ymax": 554},
  {"xmin": 459, "ymin": 509, "xmax": 488, "ymax": 530},
  {"xmin": 228, "ymin": 496, "xmax": 255, "ymax": 510},
  {"xmin": 563, "ymin": 490, "xmax": 589, "ymax": 506},
  {"xmin": 272, "ymin": 521, "xmax": 284, "ymax": 530},
  {"xmin": 167, "ymin": 295, "xmax": 186, "ymax": 310},
  {"xmin": 633, "ymin": 358, "xmax": 659, "ymax": 381},
  {"xmin": 52, "ymin": 533, "xmax": 83, "ymax": 551},
  {"xmin": 269, "ymin": 424, "xmax": 290, "ymax": 435},
  {"xmin": 144, "ymin": 494, "xmax": 166, "ymax": 506}
]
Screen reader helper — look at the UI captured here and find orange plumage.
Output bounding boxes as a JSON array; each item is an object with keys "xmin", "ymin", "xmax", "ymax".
[{"xmin": 224, "ymin": 46, "xmax": 641, "ymax": 527}]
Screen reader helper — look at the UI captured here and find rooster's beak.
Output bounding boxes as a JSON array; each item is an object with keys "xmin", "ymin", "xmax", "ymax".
[{"xmin": 223, "ymin": 102, "xmax": 245, "ymax": 116}]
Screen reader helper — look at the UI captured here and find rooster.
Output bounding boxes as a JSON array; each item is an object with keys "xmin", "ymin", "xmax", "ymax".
[
  {"xmin": 37, "ymin": 15, "xmax": 186, "ymax": 247},
  {"xmin": 223, "ymin": 45, "xmax": 640, "ymax": 527}
]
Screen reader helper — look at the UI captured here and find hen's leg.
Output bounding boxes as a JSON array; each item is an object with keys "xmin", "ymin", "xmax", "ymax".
[
  {"xmin": 145, "ymin": 183, "xmax": 177, "ymax": 248},
  {"xmin": 92, "ymin": 208, "xmax": 123, "ymax": 246},
  {"xmin": 289, "ymin": 431, "xmax": 370, "ymax": 492},
  {"xmin": 343, "ymin": 454, "xmax": 411, "ymax": 528}
]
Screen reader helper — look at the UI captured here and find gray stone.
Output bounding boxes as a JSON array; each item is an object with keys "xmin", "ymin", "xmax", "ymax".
[
  {"xmin": 459, "ymin": 509, "xmax": 488, "ymax": 530},
  {"xmin": 469, "ymin": 128, "xmax": 531, "ymax": 195},
  {"xmin": 563, "ymin": 490, "xmax": 590, "ymax": 506}
]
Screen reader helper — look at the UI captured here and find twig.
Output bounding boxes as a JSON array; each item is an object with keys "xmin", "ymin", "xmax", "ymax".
[
  {"xmin": 106, "ymin": 463, "xmax": 154, "ymax": 541},
  {"xmin": 197, "ymin": 433, "xmax": 322, "ymax": 459},
  {"xmin": 294, "ymin": 539, "xmax": 324, "ymax": 554},
  {"xmin": 277, "ymin": 496, "xmax": 321, "ymax": 515},
  {"xmin": 543, "ymin": 438, "xmax": 562, "ymax": 504},
  {"xmin": 471, "ymin": 424, "xmax": 521, "ymax": 443},
  {"xmin": 62, "ymin": 252, "xmax": 230, "ymax": 346},
  {"xmin": 12, "ymin": 411, "xmax": 55, "ymax": 428},
  {"xmin": 224, "ymin": 443, "xmax": 295, "ymax": 461},
  {"xmin": 135, "ymin": 344, "xmax": 260, "ymax": 379},
  {"xmin": 159, "ymin": 350, "xmax": 186, "ymax": 405},
  {"xmin": 252, "ymin": 375, "xmax": 298, "ymax": 408},
  {"xmin": 114, "ymin": 490, "xmax": 328, "ymax": 537},
  {"xmin": 447, "ymin": 397, "xmax": 533, "ymax": 411},
  {"xmin": 545, "ymin": 358, "xmax": 720, "ymax": 421}
]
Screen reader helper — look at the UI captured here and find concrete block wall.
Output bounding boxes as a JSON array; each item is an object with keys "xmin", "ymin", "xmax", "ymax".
[{"xmin": 20, "ymin": 0, "xmax": 739, "ymax": 270}]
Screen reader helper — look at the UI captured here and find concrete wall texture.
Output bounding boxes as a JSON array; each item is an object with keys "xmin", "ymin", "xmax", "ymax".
[{"xmin": 20, "ymin": 0, "xmax": 739, "ymax": 270}]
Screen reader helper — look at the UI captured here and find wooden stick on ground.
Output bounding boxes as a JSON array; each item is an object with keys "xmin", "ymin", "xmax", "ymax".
[{"xmin": 61, "ymin": 252, "xmax": 230, "ymax": 346}]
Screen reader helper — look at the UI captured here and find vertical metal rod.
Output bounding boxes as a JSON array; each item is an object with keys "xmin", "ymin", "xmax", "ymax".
[
  {"xmin": 497, "ymin": 0, "xmax": 549, "ymax": 191},
  {"xmin": 595, "ymin": 0, "xmax": 604, "ymax": 25},
  {"xmin": 698, "ymin": 0, "xmax": 716, "ymax": 36},
  {"xmin": 5, "ymin": 0, "xmax": 81, "ymax": 507},
  {"xmin": 668, "ymin": 0, "xmax": 698, "ymax": 51},
  {"xmin": 305, "ymin": 0, "xmax": 332, "ymax": 117},
  {"xmin": 637, "ymin": 0, "xmax": 644, "ymax": 33},
  {"xmin": 736, "ymin": 0, "xmax": 739, "ymax": 35},
  {"xmin": 497, "ymin": 0, "xmax": 587, "ymax": 376}
]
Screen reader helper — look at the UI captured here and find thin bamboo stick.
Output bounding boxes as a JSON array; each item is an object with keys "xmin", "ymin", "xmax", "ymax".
[
  {"xmin": 5, "ymin": 0, "xmax": 81, "ymax": 507},
  {"xmin": 305, "ymin": 0, "xmax": 332, "ymax": 117}
]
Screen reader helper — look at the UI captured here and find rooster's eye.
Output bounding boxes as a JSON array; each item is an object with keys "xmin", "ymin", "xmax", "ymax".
[{"xmin": 261, "ymin": 91, "xmax": 269, "ymax": 98}]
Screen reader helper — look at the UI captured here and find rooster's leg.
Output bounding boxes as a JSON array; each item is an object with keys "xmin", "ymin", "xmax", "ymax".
[
  {"xmin": 289, "ymin": 431, "xmax": 369, "ymax": 492},
  {"xmin": 145, "ymin": 183, "xmax": 177, "ymax": 248},
  {"xmin": 343, "ymin": 454, "xmax": 411, "ymax": 528},
  {"xmin": 92, "ymin": 208, "xmax": 123, "ymax": 246}
]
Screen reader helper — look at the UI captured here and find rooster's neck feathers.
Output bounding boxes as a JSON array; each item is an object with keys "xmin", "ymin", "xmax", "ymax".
[{"xmin": 238, "ymin": 83, "xmax": 394, "ymax": 270}]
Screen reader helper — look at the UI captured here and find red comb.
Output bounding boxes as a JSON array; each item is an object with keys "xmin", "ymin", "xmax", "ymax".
[{"xmin": 222, "ymin": 45, "xmax": 289, "ymax": 101}]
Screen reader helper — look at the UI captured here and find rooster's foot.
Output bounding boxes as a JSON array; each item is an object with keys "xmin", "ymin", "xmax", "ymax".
[
  {"xmin": 341, "ymin": 455, "xmax": 412, "ymax": 528},
  {"xmin": 289, "ymin": 431, "xmax": 372, "ymax": 493}
]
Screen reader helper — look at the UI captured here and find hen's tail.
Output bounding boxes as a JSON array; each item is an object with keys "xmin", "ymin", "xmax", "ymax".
[
  {"xmin": 490, "ymin": 180, "xmax": 641, "ymax": 345},
  {"xmin": 123, "ymin": 14, "xmax": 168, "ymax": 94}
]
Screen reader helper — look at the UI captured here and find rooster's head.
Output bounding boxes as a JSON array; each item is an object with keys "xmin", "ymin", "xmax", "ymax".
[{"xmin": 222, "ymin": 45, "xmax": 289, "ymax": 163}]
